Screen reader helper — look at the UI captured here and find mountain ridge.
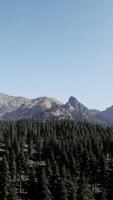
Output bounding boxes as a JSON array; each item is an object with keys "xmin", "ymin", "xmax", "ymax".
[{"xmin": 0, "ymin": 92, "xmax": 112, "ymax": 124}]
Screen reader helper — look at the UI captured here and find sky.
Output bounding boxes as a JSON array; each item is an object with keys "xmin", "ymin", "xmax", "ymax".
[{"xmin": 0, "ymin": 0, "xmax": 113, "ymax": 110}]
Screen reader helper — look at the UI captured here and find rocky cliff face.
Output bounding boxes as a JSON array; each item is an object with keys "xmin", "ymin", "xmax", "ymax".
[
  {"xmin": 0, "ymin": 93, "xmax": 30, "ymax": 119},
  {"xmin": 0, "ymin": 92, "xmax": 112, "ymax": 124}
]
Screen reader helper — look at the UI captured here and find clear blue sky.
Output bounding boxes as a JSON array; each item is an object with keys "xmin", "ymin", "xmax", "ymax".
[{"xmin": 0, "ymin": 0, "xmax": 113, "ymax": 110}]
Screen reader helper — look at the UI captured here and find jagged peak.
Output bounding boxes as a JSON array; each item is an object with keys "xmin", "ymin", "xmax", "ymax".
[{"xmin": 68, "ymin": 96, "xmax": 81, "ymax": 107}]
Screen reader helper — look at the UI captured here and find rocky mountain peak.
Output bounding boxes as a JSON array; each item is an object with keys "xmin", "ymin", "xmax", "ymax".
[
  {"xmin": 0, "ymin": 92, "xmax": 112, "ymax": 124},
  {"xmin": 68, "ymin": 96, "xmax": 80, "ymax": 107}
]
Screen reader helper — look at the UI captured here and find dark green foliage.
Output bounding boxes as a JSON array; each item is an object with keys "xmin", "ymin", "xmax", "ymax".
[
  {"xmin": 0, "ymin": 155, "xmax": 12, "ymax": 200},
  {"xmin": 78, "ymin": 176, "xmax": 94, "ymax": 200},
  {"xmin": 100, "ymin": 189, "xmax": 108, "ymax": 200},
  {"xmin": 0, "ymin": 120, "xmax": 113, "ymax": 199}
]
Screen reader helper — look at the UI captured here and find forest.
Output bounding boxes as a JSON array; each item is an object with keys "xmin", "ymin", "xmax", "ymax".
[{"xmin": 0, "ymin": 120, "xmax": 113, "ymax": 200}]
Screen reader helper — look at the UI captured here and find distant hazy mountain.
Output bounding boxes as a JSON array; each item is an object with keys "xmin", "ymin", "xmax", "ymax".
[
  {"xmin": 95, "ymin": 106, "xmax": 113, "ymax": 124},
  {"xmin": 0, "ymin": 92, "xmax": 112, "ymax": 124}
]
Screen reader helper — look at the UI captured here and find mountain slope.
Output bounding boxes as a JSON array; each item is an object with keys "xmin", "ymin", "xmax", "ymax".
[
  {"xmin": 95, "ymin": 106, "xmax": 113, "ymax": 124},
  {"xmin": 0, "ymin": 92, "xmax": 112, "ymax": 124},
  {"xmin": 0, "ymin": 92, "xmax": 30, "ymax": 119},
  {"xmin": 3, "ymin": 96, "xmax": 63, "ymax": 120},
  {"xmin": 3, "ymin": 96, "xmax": 93, "ymax": 121}
]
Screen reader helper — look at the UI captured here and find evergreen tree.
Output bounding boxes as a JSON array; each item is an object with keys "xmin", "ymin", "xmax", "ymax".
[{"xmin": 0, "ymin": 156, "xmax": 11, "ymax": 200}]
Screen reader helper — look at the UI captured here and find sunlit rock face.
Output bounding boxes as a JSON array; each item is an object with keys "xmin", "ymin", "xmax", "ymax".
[{"xmin": 0, "ymin": 92, "xmax": 112, "ymax": 124}]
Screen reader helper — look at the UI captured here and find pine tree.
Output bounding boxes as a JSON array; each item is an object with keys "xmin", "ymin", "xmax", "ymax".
[
  {"xmin": 37, "ymin": 169, "xmax": 53, "ymax": 200},
  {"xmin": 0, "ymin": 155, "xmax": 11, "ymax": 200},
  {"xmin": 54, "ymin": 178, "xmax": 68, "ymax": 200},
  {"xmin": 78, "ymin": 175, "xmax": 94, "ymax": 200},
  {"xmin": 100, "ymin": 188, "xmax": 108, "ymax": 200}
]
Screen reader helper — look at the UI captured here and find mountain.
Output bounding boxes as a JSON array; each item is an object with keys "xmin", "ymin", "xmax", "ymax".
[
  {"xmin": 4, "ymin": 96, "xmax": 63, "ymax": 121},
  {"xmin": 0, "ymin": 92, "xmax": 30, "ymax": 119},
  {"xmin": 0, "ymin": 92, "xmax": 112, "ymax": 124},
  {"xmin": 95, "ymin": 106, "xmax": 113, "ymax": 124},
  {"xmin": 1, "ymin": 94, "xmax": 94, "ymax": 121},
  {"xmin": 89, "ymin": 109, "xmax": 100, "ymax": 116}
]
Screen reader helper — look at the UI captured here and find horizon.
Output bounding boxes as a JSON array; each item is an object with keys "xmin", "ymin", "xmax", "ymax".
[{"xmin": 0, "ymin": 1, "xmax": 113, "ymax": 110}]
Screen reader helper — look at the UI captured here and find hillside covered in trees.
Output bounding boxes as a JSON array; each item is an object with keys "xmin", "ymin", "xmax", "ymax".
[{"xmin": 0, "ymin": 120, "xmax": 113, "ymax": 200}]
